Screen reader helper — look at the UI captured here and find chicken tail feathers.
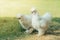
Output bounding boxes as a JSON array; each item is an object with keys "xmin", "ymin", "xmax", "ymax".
[{"xmin": 42, "ymin": 12, "xmax": 52, "ymax": 21}]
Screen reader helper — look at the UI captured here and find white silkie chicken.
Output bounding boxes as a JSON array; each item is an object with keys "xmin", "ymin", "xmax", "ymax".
[
  {"xmin": 31, "ymin": 8, "xmax": 52, "ymax": 36},
  {"xmin": 16, "ymin": 14, "xmax": 33, "ymax": 34}
]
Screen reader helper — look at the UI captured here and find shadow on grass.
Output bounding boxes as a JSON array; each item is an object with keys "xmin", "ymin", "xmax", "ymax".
[
  {"xmin": 52, "ymin": 17, "xmax": 60, "ymax": 23},
  {"xmin": 45, "ymin": 17, "xmax": 60, "ymax": 36}
]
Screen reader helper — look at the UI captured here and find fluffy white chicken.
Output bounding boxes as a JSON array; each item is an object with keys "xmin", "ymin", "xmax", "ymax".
[
  {"xmin": 16, "ymin": 14, "xmax": 33, "ymax": 34},
  {"xmin": 31, "ymin": 8, "xmax": 52, "ymax": 36}
]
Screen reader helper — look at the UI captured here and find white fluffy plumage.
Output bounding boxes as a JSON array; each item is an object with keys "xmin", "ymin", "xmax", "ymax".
[
  {"xmin": 16, "ymin": 14, "xmax": 33, "ymax": 33},
  {"xmin": 31, "ymin": 8, "xmax": 52, "ymax": 36}
]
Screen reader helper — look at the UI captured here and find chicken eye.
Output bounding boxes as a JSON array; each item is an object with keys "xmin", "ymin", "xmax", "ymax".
[{"xmin": 18, "ymin": 18, "xmax": 21, "ymax": 19}]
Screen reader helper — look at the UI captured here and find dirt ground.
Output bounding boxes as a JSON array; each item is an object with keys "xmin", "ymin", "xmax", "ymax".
[{"xmin": 15, "ymin": 34, "xmax": 60, "ymax": 40}]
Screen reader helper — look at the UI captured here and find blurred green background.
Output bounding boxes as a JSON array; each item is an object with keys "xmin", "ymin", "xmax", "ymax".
[{"xmin": 0, "ymin": 0, "xmax": 60, "ymax": 17}]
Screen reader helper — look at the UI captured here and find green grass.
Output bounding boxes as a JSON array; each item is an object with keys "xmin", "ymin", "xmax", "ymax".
[
  {"xmin": 0, "ymin": 17, "xmax": 60, "ymax": 40},
  {"xmin": 0, "ymin": 17, "xmax": 26, "ymax": 40}
]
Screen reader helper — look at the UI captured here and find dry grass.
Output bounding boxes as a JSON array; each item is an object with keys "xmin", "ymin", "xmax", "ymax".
[{"xmin": 14, "ymin": 34, "xmax": 60, "ymax": 40}]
